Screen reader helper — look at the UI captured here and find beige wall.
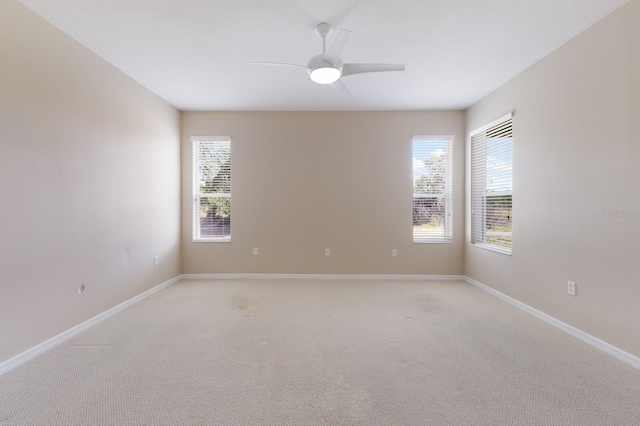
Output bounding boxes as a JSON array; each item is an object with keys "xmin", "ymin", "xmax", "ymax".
[
  {"xmin": 3, "ymin": 0, "xmax": 636, "ymax": 367},
  {"xmin": 465, "ymin": 1, "xmax": 640, "ymax": 356},
  {"xmin": 182, "ymin": 111, "xmax": 465, "ymax": 275},
  {"xmin": 0, "ymin": 1, "xmax": 181, "ymax": 363}
]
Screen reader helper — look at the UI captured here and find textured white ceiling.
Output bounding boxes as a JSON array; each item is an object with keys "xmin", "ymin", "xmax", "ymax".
[{"xmin": 17, "ymin": 0, "xmax": 629, "ymax": 111}]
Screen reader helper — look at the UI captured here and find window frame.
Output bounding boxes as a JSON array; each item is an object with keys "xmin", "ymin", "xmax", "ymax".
[
  {"xmin": 412, "ymin": 135, "xmax": 454, "ymax": 244},
  {"xmin": 192, "ymin": 136, "xmax": 232, "ymax": 243},
  {"xmin": 470, "ymin": 113, "xmax": 513, "ymax": 255}
]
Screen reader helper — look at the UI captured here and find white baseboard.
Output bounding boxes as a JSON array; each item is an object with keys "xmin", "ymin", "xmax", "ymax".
[
  {"xmin": 0, "ymin": 274, "xmax": 183, "ymax": 376},
  {"xmin": 464, "ymin": 276, "xmax": 640, "ymax": 371},
  {"xmin": 182, "ymin": 273, "xmax": 466, "ymax": 281}
]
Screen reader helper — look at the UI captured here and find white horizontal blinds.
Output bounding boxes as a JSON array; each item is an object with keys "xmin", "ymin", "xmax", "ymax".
[
  {"xmin": 192, "ymin": 138, "xmax": 231, "ymax": 241},
  {"xmin": 471, "ymin": 115, "xmax": 513, "ymax": 252},
  {"xmin": 412, "ymin": 137, "xmax": 453, "ymax": 242}
]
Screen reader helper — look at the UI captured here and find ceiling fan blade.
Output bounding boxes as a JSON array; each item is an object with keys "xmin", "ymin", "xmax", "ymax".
[
  {"xmin": 249, "ymin": 61, "xmax": 309, "ymax": 70},
  {"xmin": 323, "ymin": 28, "xmax": 351, "ymax": 67},
  {"xmin": 280, "ymin": 79, "xmax": 312, "ymax": 98},
  {"xmin": 330, "ymin": 78, "xmax": 354, "ymax": 100},
  {"xmin": 342, "ymin": 63, "xmax": 405, "ymax": 77}
]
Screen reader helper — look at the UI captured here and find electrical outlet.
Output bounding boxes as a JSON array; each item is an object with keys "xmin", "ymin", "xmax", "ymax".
[
  {"xmin": 253, "ymin": 248, "xmax": 259, "ymax": 256},
  {"xmin": 392, "ymin": 249, "xmax": 398, "ymax": 257},
  {"xmin": 154, "ymin": 256, "xmax": 159, "ymax": 266},
  {"xmin": 567, "ymin": 281, "xmax": 576, "ymax": 296},
  {"xmin": 325, "ymin": 249, "xmax": 330, "ymax": 257}
]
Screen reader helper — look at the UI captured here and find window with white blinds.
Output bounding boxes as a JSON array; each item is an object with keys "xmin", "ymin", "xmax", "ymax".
[
  {"xmin": 192, "ymin": 137, "xmax": 231, "ymax": 242},
  {"xmin": 471, "ymin": 114, "xmax": 513, "ymax": 254},
  {"xmin": 412, "ymin": 136, "xmax": 453, "ymax": 243}
]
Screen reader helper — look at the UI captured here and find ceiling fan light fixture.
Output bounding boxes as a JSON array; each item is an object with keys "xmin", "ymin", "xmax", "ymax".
[
  {"xmin": 309, "ymin": 67, "xmax": 341, "ymax": 84},
  {"xmin": 251, "ymin": 23, "xmax": 404, "ymax": 97}
]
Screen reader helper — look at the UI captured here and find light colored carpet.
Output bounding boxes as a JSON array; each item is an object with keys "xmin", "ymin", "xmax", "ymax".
[{"xmin": 1, "ymin": 279, "xmax": 640, "ymax": 425}]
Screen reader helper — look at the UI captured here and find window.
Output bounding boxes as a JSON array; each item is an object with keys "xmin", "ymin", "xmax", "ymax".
[
  {"xmin": 412, "ymin": 136, "xmax": 453, "ymax": 243},
  {"xmin": 471, "ymin": 113, "xmax": 513, "ymax": 254},
  {"xmin": 192, "ymin": 137, "xmax": 231, "ymax": 242}
]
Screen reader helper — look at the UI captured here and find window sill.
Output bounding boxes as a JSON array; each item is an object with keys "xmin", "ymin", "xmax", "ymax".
[
  {"xmin": 472, "ymin": 242, "xmax": 512, "ymax": 256},
  {"xmin": 413, "ymin": 238, "xmax": 453, "ymax": 244},
  {"xmin": 192, "ymin": 237, "xmax": 231, "ymax": 243}
]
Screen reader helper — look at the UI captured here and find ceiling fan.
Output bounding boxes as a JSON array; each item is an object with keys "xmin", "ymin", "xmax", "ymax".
[{"xmin": 250, "ymin": 23, "xmax": 405, "ymax": 99}]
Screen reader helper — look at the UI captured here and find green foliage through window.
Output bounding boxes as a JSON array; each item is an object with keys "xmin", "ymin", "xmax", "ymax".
[
  {"xmin": 193, "ymin": 139, "xmax": 231, "ymax": 240},
  {"xmin": 471, "ymin": 114, "xmax": 513, "ymax": 252},
  {"xmin": 412, "ymin": 138, "xmax": 453, "ymax": 242}
]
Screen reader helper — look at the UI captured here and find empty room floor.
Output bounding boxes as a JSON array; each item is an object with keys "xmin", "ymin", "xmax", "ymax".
[{"xmin": 1, "ymin": 278, "xmax": 640, "ymax": 425}]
